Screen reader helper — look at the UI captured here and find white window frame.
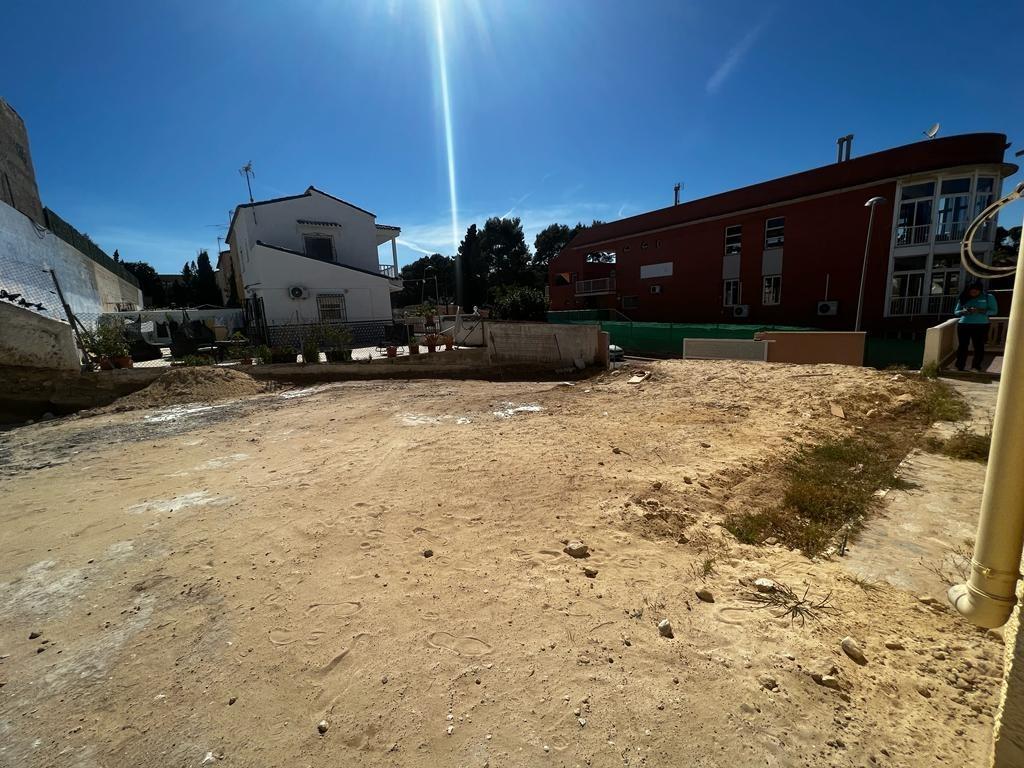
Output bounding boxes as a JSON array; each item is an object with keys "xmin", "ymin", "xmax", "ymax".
[
  {"xmin": 764, "ymin": 217, "xmax": 785, "ymax": 249},
  {"xmin": 316, "ymin": 293, "xmax": 347, "ymax": 323},
  {"xmin": 761, "ymin": 275, "xmax": 781, "ymax": 306},
  {"xmin": 724, "ymin": 225, "xmax": 742, "ymax": 256},
  {"xmin": 723, "ymin": 279, "xmax": 742, "ymax": 307}
]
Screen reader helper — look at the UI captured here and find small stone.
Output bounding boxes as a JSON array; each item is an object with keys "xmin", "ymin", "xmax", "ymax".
[
  {"xmin": 816, "ymin": 675, "xmax": 843, "ymax": 691},
  {"xmin": 683, "ymin": 476, "xmax": 693, "ymax": 485},
  {"xmin": 578, "ymin": 718, "xmax": 587, "ymax": 727},
  {"xmin": 423, "ymin": 549, "xmax": 433, "ymax": 558},
  {"xmin": 841, "ymin": 636, "xmax": 868, "ymax": 666},
  {"xmin": 28, "ymin": 631, "xmax": 41, "ymax": 640},
  {"xmin": 695, "ymin": 588, "xmax": 714, "ymax": 603},
  {"xmin": 543, "ymin": 745, "xmax": 550, "ymax": 752},
  {"xmin": 36, "ymin": 647, "xmax": 45, "ymax": 654},
  {"xmin": 317, "ymin": 720, "xmax": 329, "ymax": 734},
  {"xmin": 563, "ymin": 540, "xmax": 589, "ymax": 559},
  {"xmin": 381, "ymin": 675, "xmax": 388, "ymax": 684},
  {"xmin": 446, "ymin": 725, "xmax": 454, "ymax": 735},
  {"xmin": 651, "ymin": 481, "xmax": 662, "ymax": 490},
  {"xmin": 754, "ymin": 578, "xmax": 776, "ymax": 593},
  {"xmin": 916, "ymin": 683, "xmax": 932, "ymax": 698},
  {"xmin": 758, "ymin": 673, "xmax": 779, "ymax": 691},
  {"xmin": 884, "ymin": 641, "xmax": 905, "ymax": 651},
  {"xmin": 583, "ymin": 566, "xmax": 598, "ymax": 578},
  {"xmin": 658, "ymin": 619, "xmax": 673, "ymax": 638},
  {"xmin": 228, "ymin": 696, "xmax": 237, "ymax": 705},
  {"xmin": 672, "ymin": 676, "xmax": 679, "ymax": 684}
]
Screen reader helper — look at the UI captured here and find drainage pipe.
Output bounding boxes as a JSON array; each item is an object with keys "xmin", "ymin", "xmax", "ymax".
[{"xmin": 948, "ymin": 217, "xmax": 1024, "ymax": 628}]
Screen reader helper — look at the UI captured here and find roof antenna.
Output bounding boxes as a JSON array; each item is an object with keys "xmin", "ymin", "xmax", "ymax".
[
  {"xmin": 673, "ymin": 182, "xmax": 682, "ymax": 206},
  {"xmin": 923, "ymin": 123, "xmax": 940, "ymax": 140},
  {"xmin": 239, "ymin": 161, "xmax": 255, "ymax": 204}
]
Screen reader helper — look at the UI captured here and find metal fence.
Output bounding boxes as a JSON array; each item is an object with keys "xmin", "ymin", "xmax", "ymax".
[{"xmin": 253, "ymin": 321, "xmax": 396, "ymax": 350}]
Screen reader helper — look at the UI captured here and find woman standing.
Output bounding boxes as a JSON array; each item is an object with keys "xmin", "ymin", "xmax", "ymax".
[{"xmin": 953, "ymin": 281, "xmax": 998, "ymax": 371}]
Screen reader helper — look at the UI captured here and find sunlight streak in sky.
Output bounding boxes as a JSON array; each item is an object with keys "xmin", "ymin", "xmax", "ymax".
[{"xmin": 434, "ymin": 0, "xmax": 459, "ymax": 256}]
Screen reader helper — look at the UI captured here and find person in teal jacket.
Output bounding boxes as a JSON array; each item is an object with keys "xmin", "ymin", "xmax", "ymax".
[{"xmin": 954, "ymin": 281, "xmax": 998, "ymax": 371}]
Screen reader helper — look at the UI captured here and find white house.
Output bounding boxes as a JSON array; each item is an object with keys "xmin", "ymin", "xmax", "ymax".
[{"xmin": 225, "ymin": 186, "xmax": 402, "ymax": 341}]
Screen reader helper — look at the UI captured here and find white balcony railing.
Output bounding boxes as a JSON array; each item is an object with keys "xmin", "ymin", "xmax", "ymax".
[
  {"xmin": 895, "ymin": 224, "xmax": 930, "ymax": 247},
  {"xmin": 889, "ymin": 295, "xmax": 924, "ymax": 316},
  {"xmin": 926, "ymin": 294, "xmax": 959, "ymax": 315},
  {"xmin": 576, "ymin": 277, "xmax": 616, "ymax": 296},
  {"xmin": 934, "ymin": 221, "xmax": 968, "ymax": 243},
  {"xmin": 379, "ymin": 264, "xmax": 397, "ymax": 278}
]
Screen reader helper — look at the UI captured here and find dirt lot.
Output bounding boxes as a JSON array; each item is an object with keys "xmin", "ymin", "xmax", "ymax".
[{"xmin": 0, "ymin": 361, "xmax": 1003, "ymax": 767}]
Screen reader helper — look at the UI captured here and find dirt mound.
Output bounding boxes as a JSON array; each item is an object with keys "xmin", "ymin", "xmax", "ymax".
[{"xmin": 113, "ymin": 366, "xmax": 273, "ymax": 410}]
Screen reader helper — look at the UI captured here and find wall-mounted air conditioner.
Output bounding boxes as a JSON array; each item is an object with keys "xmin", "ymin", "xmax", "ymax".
[
  {"xmin": 288, "ymin": 285, "xmax": 310, "ymax": 300},
  {"xmin": 732, "ymin": 304, "xmax": 750, "ymax": 318},
  {"xmin": 817, "ymin": 300, "xmax": 839, "ymax": 316}
]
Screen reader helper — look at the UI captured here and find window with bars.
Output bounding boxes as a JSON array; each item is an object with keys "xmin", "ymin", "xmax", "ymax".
[{"xmin": 316, "ymin": 293, "xmax": 347, "ymax": 322}]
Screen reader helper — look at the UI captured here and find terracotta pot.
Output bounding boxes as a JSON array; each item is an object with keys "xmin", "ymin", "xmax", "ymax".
[
  {"xmin": 96, "ymin": 356, "xmax": 114, "ymax": 371},
  {"xmin": 112, "ymin": 355, "xmax": 133, "ymax": 369},
  {"xmin": 386, "ymin": 346, "xmax": 398, "ymax": 358},
  {"xmin": 408, "ymin": 344, "xmax": 419, "ymax": 355}
]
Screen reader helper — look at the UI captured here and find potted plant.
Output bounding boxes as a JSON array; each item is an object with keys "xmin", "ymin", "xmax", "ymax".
[
  {"xmin": 424, "ymin": 333, "xmax": 438, "ymax": 353},
  {"xmin": 255, "ymin": 345, "xmax": 272, "ymax": 364},
  {"xmin": 302, "ymin": 338, "xmax": 321, "ymax": 364},
  {"xmin": 84, "ymin": 323, "xmax": 131, "ymax": 369},
  {"xmin": 269, "ymin": 345, "xmax": 297, "ymax": 364},
  {"xmin": 443, "ymin": 333, "xmax": 454, "ymax": 351},
  {"xmin": 319, "ymin": 324, "xmax": 354, "ymax": 362},
  {"xmin": 408, "ymin": 336, "xmax": 420, "ymax": 355},
  {"xmin": 386, "ymin": 345, "xmax": 398, "ymax": 358}
]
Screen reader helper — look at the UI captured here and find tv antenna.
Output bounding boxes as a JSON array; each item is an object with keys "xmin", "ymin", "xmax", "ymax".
[
  {"xmin": 923, "ymin": 123, "xmax": 940, "ymax": 139},
  {"xmin": 239, "ymin": 161, "xmax": 255, "ymax": 203}
]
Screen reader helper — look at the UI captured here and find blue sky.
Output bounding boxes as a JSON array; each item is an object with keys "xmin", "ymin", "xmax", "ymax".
[{"xmin": 3, "ymin": 0, "xmax": 1022, "ymax": 274}]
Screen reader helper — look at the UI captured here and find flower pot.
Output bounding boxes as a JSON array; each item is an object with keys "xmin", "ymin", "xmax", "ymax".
[
  {"xmin": 386, "ymin": 346, "xmax": 398, "ymax": 358},
  {"xmin": 408, "ymin": 344, "xmax": 419, "ymax": 355},
  {"xmin": 112, "ymin": 355, "xmax": 134, "ymax": 369},
  {"xmin": 96, "ymin": 356, "xmax": 114, "ymax": 371}
]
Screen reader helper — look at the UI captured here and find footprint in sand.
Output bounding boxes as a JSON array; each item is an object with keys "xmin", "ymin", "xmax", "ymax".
[
  {"xmin": 427, "ymin": 632, "xmax": 493, "ymax": 656},
  {"xmin": 268, "ymin": 628, "xmax": 326, "ymax": 646},
  {"xmin": 305, "ymin": 601, "xmax": 361, "ymax": 618}
]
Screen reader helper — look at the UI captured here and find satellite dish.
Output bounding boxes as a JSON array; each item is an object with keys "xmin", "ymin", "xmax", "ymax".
[{"xmin": 924, "ymin": 123, "xmax": 940, "ymax": 139}]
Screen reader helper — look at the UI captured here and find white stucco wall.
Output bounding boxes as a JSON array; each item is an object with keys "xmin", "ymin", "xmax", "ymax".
[
  {"xmin": 0, "ymin": 199, "xmax": 142, "ymax": 326},
  {"xmin": 232, "ymin": 189, "xmax": 381, "ymax": 276},
  {"xmin": 249, "ymin": 243, "xmax": 394, "ymax": 326}
]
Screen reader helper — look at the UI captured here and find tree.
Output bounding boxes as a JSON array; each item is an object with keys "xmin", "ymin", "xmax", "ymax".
[
  {"xmin": 480, "ymin": 216, "xmax": 531, "ymax": 291},
  {"xmin": 458, "ymin": 223, "xmax": 489, "ymax": 310},
  {"xmin": 396, "ymin": 253, "xmax": 456, "ymax": 308},
  {"xmin": 112, "ymin": 249, "xmax": 121, "ymax": 263},
  {"xmin": 193, "ymin": 250, "xmax": 223, "ymax": 306},
  {"xmin": 493, "ymin": 286, "xmax": 547, "ymax": 321},
  {"xmin": 121, "ymin": 260, "xmax": 167, "ymax": 307}
]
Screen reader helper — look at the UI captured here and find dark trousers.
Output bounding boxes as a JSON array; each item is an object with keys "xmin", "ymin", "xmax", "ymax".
[{"xmin": 956, "ymin": 323, "xmax": 988, "ymax": 370}]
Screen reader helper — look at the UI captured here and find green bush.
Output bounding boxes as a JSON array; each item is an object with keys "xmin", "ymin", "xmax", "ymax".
[
  {"xmin": 302, "ymin": 338, "xmax": 321, "ymax": 364},
  {"xmin": 493, "ymin": 286, "xmax": 547, "ymax": 321},
  {"xmin": 178, "ymin": 354, "xmax": 214, "ymax": 367},
  {"xmin": 255, "ymin": 345, "xmax": 272, "ymax": 363},
  {"xmin": 83, "ymin": 323, "xmax": 129, "ymax": 358}
]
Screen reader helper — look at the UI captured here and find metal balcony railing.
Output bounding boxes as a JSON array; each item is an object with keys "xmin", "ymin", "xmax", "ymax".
[
  {"xmin": 934, "ymin": 221, "xmax": 968, "ymax": 243},
  {"xmin": 895, "ymin": 224, "xmax": 930, "ymax": 247},
  {"xmin": 926, "ymin": 294, "xmax": 959, "ymax": 315},
  {"xmin": 379, "ymin": 264, "xmax": 397, "ymax": 278},
  {"xmin": 575, "ymin": 277, "xmax": 616, "ymax": 295},
  {"xmin": 889, "ymin": 295, "xmax": 924, "ymax": 316}
]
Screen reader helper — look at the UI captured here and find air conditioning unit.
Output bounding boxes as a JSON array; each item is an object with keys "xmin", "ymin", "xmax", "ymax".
[
  {"xmin": 288, "ymin": 285, "xmax": 310, "ymax": 300},
  {"xmin": 732, "ymin": 304, "xmax": 750, "ymax": 318},
  {"xmin": 817, "ymin": 300, "xmax": 839, "ymax": 316},
  {"xmin": 650, "ymin": 285, "xmax": 662, "ymax": 295}
]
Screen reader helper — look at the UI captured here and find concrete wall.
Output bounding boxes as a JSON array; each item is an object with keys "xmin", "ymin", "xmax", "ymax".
[
  {"xmin": 485, "ymin": 322, "xmax": 605, "ymax": 367},
  {"xmin": 0, "ymin": 200, "xmax": 142, "ymax": 324},
  {"xmin": 249, "ymin": 243, "xmax": 394, "ymax": 326},
  {"xmin": 994, "ymin": 603, "xmax": 1024, "ymax": 766},
  {"xmin": 232, "ymin": 189, "xmax": 381, "ymax": 275},
  {"xmin": 0, "ymin": 302, "xmax": 80, "ymax": 370},
  {"xmin": 0, "ymin": 99, "xmax": 44, "ymax": 226},
  {"xmin": 755, "ymin": 331, "xmax": 866, "ymax": 365}
]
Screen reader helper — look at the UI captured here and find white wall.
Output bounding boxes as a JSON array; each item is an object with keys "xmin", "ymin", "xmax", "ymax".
[
  {"xmin": 0, "ymin": 301, "xmax": 80, "ymax": 370},
  {"xmin": 486, "ymin": 322, "xmax": 604, "ymax": 366},
  {"xmin": 233, "ymin": 189, "xmax": 381, "ymax": 277},
  {"xmin": 0, "ymin": 199, "xmax": 142, "ymax": 325},
  {"xmin": 250, "ymin": 243, "xmax": 394, "ymax": 326}
]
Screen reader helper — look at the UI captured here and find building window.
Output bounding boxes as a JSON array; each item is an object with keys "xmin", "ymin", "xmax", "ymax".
[
  {"xmin": 974, "ymin": 177, "xmax": 996, "ymax": 240},
  {"xmin": 935, "ymin": 178, "xmax": 971, "ymax": 243},
  {"xmin": 764, "ymin": 217, "xmax": 784, "ymax": 248},
  {"xmin": 304, "ymin": 235, "xmax": 334, "ymax": 262},
  {"xmin": 723, "ymin": 279, "xmax": 742, "ymax": 306},
  {"xmin": 888, "ymin": 253, "xmax": 927, "ymax": 316},
  {"xmin": 724, "ymin": 225, "xmax": 742, "ymax": 256},
  {"xmin": 622, "ymin": 295, "xmax": 639, "ymax": 310},
  {"xmin": 896, "ymin": 181, "xmax": 935, "ymax": 247},
  {"xmin": 762, "ymin": 275, "xmax": 781, "ymax": 305},
  {"xmin": 316, "ymin": 293, "xmax": 347, "ymax": 322}
]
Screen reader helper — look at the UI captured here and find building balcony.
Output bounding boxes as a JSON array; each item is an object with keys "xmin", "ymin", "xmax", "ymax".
[
  {"xmin": 934, "ymin": 221, "xmax": 968, "ymax": 243},
  {"xmin": 379, "ymin": 264, "xmax": 397, "ymax": 278},
  {"xmin": 895, "ymin": 224, "xmax": 930, "ymax": 247},
  {"xmin": 575, "ymin": 277, "xmax": 616, "ymax": 296},
  {"xmin": 888, "ymin": 295, "xmax": 924, "ymax": 316}
]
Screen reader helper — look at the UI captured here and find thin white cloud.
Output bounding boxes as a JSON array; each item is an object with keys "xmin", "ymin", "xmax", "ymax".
[{"xmin": 706, "ymin": 23, "xmax": 764, "ymax": 94}]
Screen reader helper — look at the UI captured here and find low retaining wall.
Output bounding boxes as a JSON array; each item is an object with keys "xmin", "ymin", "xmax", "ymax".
[
  {"xmin": 0, "ymin": 302, "xmax": 81, "ymax": 370},
  {"xmin": 485, "ymin": 322, "xmax": 605, "ymax": 367},
  {"xmin": 754, "ymin": 331, "xmax": 865, "ymax": 366},
  {"xmin": 0, "ymin": 365, "xmax": 163, "ymax": 422}
]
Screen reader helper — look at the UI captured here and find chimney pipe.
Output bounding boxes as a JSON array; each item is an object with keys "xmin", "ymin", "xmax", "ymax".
[
  {"xmin": 673, "ymin": 183, "xmax": 681, "ymax": 206},
  {"xmin": 836, "ymin": 137, "xmax": 844, "ymax": 163},
  {"xmin": 836, "ymin": 134, "xmax": 855, "ymax": 163},
  {"xmin": 845, "ymin": 134, "xmax": 854, "ymax": 161}
]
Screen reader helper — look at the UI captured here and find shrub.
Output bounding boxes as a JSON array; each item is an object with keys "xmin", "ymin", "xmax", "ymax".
[
  {"xmin": 927, "ymin": 425, "xmax": 991, "ymax": 463},
  {"xmin": 83, "ymin": 323, "xmax": 129, "ymax": 358},
  {"xmin": 255, "ymin": 345, "xmax": 272, "ymax": 363},
  {"xmin": 178, "ymin": 354, "xmax": 214, "ymax": 367},
  {"xmin": 302, "ymin": 338, "xmax": 321, "ymax": 364},
  {"xmin": 493, "ymin": 286, "xmax": 547, "ymax": 321}
]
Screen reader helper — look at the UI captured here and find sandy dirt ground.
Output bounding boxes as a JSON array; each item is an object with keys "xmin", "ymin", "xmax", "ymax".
[{"xmin": 0, "ymin": 361, "xmax": 1005, "ymax": 767}]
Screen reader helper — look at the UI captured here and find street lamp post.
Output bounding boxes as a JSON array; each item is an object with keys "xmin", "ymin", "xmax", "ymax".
[{"xmin": 855, "ymin": 196, "xmax": 886, "ymax": 332}]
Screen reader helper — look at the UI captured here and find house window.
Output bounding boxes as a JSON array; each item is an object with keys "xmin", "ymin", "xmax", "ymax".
[
  {"xmin": 724, "ymin": 225, "xmax": 742, "ymax": 256},
  {"xmin": 723, "ymin": 279, "xmax": 742, "ymax": 306},
  {"xmin": 927, "ymin": 252, "xmax": 962, "ymax": 314},
  {"xmin": 764, "ymin": 217, "xmax": 784, "ymax": 249},
  {"xmin": 316, "ymin": 293, "xmax": 347, "ymax": 322},
  {"xmin": 896, "ymin": 181, "xmax": 935, "ymax": 247},
  {"xmin": 889, "ymin": 253, "xmax": 927, "ymax": 316},
  {"xmin": 974, "ymin": 177, "xmax": 996, "ymax": 239},
  {"xmin": 622, "ymin": 295, "xmax": 640, "ymax": 310},
  {"xmin": 935, "ymin": 178, "xmax": 971, "ymax": 243},
  {"xmin": 304, "ymin": 235, "xmax": 334, "ymax": 262},
  {"xmin": 762, "ymin": 275, "xmax": 781, "ymax": 305}
]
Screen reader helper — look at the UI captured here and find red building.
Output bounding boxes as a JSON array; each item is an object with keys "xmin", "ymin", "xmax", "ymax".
[{"xmin": 549, "ymin": 133, "xmax": 1017, "ymax": 335}]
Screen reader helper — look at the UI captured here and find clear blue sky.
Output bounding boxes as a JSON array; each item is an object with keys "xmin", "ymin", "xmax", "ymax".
[{"xmin": 3, "ymin": 0, "xmax": 1022, "ymax": 274}]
